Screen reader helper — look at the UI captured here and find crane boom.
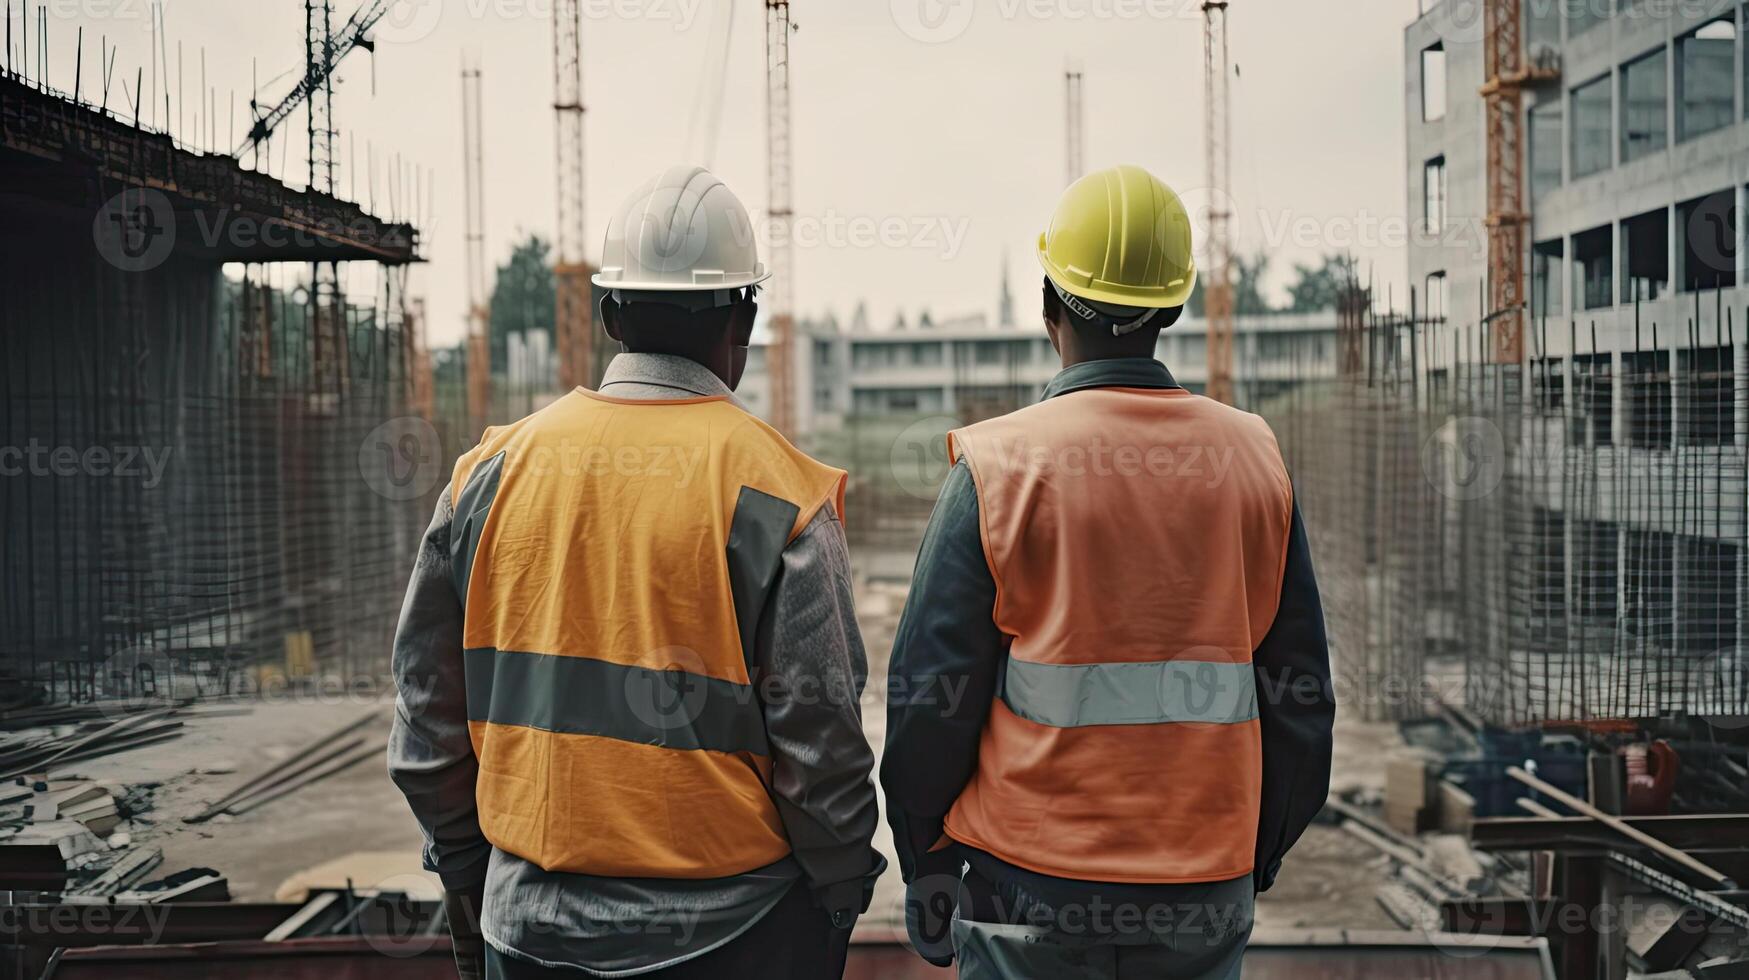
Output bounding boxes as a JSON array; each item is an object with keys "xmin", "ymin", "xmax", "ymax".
[{"xmin": 237, "ymin": 0, "xmax": 397, "ymax": 156}]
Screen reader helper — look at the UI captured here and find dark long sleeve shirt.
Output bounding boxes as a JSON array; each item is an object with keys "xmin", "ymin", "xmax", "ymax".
[
  {"xmin": 880, "ymin": 358, "xmax": 1334, "ymax": 894},
  {"xmin": 389, "ymin": 353, "xmax": 883, "ymax": 976}
]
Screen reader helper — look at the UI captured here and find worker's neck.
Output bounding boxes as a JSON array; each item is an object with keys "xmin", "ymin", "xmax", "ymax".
[
  {"xmin": 1051, "ymin": 321, "xmax": 1159, "ymax": 368},
  {"xmin": 1057, "ymin": 342, "xmax": 1159, "ymax": 369}
]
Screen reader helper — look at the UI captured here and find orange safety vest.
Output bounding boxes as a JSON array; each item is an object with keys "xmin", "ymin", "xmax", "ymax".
[
  {"xmin": 447, "ymin": 389, "xmax": 846, "ymax": 878},
  {"xmin": 942, "ymin": 385, "xmax": 1294, "ymax": 884}
]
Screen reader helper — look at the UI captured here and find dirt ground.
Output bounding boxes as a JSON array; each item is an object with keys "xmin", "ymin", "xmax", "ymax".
[{"xmin": 58, "ymin": 570, "xmax": 1402, "ymax": 936}]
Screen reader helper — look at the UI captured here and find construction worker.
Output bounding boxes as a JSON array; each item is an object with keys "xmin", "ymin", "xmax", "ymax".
[
  {"xmin": 882, "ymin": 164, "xmax": 1335, "ymax": 978},
  {"xmin": 390, "ymin": 165, "xmax": 884, "ymax": 980}
]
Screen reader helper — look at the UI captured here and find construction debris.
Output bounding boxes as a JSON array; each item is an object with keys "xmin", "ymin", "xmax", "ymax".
[{"xmin": 185, "ymin": 708, "xmax": 385, "ymax": 823}]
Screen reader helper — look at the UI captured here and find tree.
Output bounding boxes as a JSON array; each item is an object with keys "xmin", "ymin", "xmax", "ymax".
[
  {"xmin": 487, "ymin": 234, "xmax": 557, "ymax": 370},
  {"xmin": 1284, "ymin": 252, "xmax": 1360, "ymax": 313}
]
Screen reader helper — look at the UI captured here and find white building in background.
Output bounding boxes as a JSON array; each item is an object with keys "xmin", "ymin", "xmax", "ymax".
[{"xmin": 736, "ymin": 309, "xmax": 1341, "ymax": 437}]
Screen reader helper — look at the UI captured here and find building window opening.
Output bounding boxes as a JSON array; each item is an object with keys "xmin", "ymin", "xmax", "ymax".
[
  {"xmin": 1533, "ymin": 239, "xmax": 1565, "ymax": 317},
  {"xmin": 1422, "ymin": 43, "xmax": 1447, "ymax": 122},
  {"xmin": 1575, "ymin": 520, "xmax": 1619, "ymax": 624},
  {"xmin": 1530, "ymin": 99, "xmax": 1564, "ymax": 199},
  {"xmin": 1424, "ymin": 157, "xmax": 1447, "ymax": 236},
  {"xmin": 1571, "ymin": 352, "xmax": 1614, "ymax": 447},
  {"xmin": 1572, "ymin": 74, "xmax": 1613, "ymax": 177},
  {"xmin": 1679, "ymin": 345, "xmax": 1735, "ymax": 447},
  {"xmin": 1680, "ymin": 537, "xmax": 1740, "ymax": 655},
  {"xmin": 1677, "ymin": 19, "xmax": 1736, "ymax": 141},
  {"xmin": 1677, "ymin": 190, "xmax": 1739, "ymax": 292},
  {"xmin": 1573, "ymin": 224, "xmax": 1614, "ymax": 309},
  {"xmin": 1623, "ymin": 348, "xmax": 1672, "ymax": 449},
  {"xmin": 1620, "ymin": 208, "xmax": 1668, "ymax": 303},
  {"xmin": 1620, "ymin": 47, "xmax": 1668, "ymax": 164},
  {"xmin": 1624, "ymin": 530, "xmax": 1676, "ymax": 651},
  {"xmin": 1424, "ymin": 271, "xmax": 1448, "ymax": 320}
]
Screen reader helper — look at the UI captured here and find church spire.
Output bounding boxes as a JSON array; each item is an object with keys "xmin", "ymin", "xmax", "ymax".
[{"xmin": 998, "ymin": 248, "xmax": 1015, "ymax": 327}]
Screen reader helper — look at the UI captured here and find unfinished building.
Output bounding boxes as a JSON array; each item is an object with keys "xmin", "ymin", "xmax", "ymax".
[
  {"xmin": 0, "ymin": 74, "xmax": 430, "ymax": 702},
  {"xmin": 1361, "ymin": 0, "xmax": 1749, "ymax": 726}
]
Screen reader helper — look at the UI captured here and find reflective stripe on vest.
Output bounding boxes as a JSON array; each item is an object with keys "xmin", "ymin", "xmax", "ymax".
[
  {"xmin": 448, "ymin": 389, "xmax": 846, "ymax": 878},
  {"xmin": 1001, "ymin": 656, "xmax": 1258, "ymax": 729},
  {"xmin": 942, "ymin": 386, "xmax": 1293, "ymax": 885}
]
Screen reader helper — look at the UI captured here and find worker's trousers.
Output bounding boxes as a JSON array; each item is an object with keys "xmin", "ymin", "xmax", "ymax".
[
  {"xmin": 951, "ymin": 864, "xmax": 1253, "ymax": 979},
  {"xmin": 482, "ymin": 883, "xmax": 851, "ymax": 979}
]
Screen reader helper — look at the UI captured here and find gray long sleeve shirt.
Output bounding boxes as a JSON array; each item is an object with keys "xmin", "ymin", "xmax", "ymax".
[{"xmin": 388, "ymin": 353, "xmax": 883, "ymax": 976}]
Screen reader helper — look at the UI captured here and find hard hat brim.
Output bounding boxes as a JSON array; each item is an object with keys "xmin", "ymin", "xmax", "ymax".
[
  {"xmin": 590, "ymin": 269, "xmax": 772, "ymax": 292},
  {"xmin": 1036, "ymin": 236, "xmax": 1197, "ymax": 311}
]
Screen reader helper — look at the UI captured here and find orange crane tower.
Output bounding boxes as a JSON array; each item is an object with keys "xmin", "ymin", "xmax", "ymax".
[{"xmin": 1481, "ymin": 0, "xmax": 1556, "ymax": 364}]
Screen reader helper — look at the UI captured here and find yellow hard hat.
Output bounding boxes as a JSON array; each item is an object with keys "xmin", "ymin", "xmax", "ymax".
[{"xmin": 1037, "ymin": 165, "xmax": 1197, "ymax": 313}]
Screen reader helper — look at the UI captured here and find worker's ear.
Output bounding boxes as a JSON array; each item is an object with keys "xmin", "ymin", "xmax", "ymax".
[
  {"xmin": 728, "ymin": 295, "xmax": 758, "ymax": 348},
  {"xmin": 600, "ymin": 295, "xmax": 623, "ymax": 344}
]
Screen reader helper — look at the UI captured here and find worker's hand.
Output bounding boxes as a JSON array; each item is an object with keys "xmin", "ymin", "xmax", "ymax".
[
  {"xmin": 443, "ymin": 884, "xmax": 488, "ymax": 980},
  {"xmin": 904, "ymin": 871, "xmax": 960, "ymax": 967}
]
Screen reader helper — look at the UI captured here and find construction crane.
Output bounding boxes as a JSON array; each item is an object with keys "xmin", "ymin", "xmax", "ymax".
[
  {"xmin": 236, "ymin": 0, "xmax": 396, "ymax": 161},
  {"xmin": 764, "ymin": 0, "xmax": 796, "ymax": 435},
  {"xmin": 1481, "ymin": 0, "xmax": 1556, "ymax": 365},
  {"xmin": 1064, "ymin": 62, "xmax": 1084, "ymax": 186},
  {"xmin": 462, "ymin": 62, "xmax": 490, "ymax": 437},
  {"xmin": 1202, "ymin": 0, "xmax": 1235, "ymax": 405},
  {"xmin": 553, "ymin": 0, "xmax": 593, "ymax": 391}
]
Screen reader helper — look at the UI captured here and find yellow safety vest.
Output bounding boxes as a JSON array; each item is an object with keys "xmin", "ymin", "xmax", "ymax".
[{"xmin": 449, "ymin": 388, "xmax": 846, "ymax": 878}]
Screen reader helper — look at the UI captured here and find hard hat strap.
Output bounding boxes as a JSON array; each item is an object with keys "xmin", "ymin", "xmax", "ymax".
[
  {"xmin": 1050, "ymin": 280, "xmax": 1161, "ymax": 337},
  {"xmin": 609, "ymin": 285, "xmax": 757, "ymax": 313}
]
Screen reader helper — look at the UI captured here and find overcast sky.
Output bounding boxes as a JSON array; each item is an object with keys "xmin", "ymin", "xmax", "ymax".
[{"xmin": 33, "ymin": 0, "xmax": 1427, "ymax": 345}]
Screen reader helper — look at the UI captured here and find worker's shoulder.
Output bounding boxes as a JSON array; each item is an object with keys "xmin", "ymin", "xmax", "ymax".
[
  {"xmin": 1182, "ymin": 390, "xmax": 1277, "ymax": 434},
  {"xmin": 718, "ymin": 405, "xmax": 845, "ymax": 484},
  {"xmin": 448, "ymin": 392, "xmax": 587, "ymax": 489}
]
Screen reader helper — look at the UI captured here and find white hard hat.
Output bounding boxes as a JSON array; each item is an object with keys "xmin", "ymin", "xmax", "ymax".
[{"xmin": 593, "ymin": 165, "xmax": 770, "ymax": 305}]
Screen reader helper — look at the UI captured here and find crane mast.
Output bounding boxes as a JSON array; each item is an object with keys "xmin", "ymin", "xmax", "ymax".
[
  {"xmin": 1202, "ymin": 0, "xmax": 1234, "ymax": 405},
  {"xmin": 1064, "ymin": 63, "xmax": 1084, "ymax": 186},
  {"xmin": 764, "ymin": 0, "xmax": 796, "ymax": 436},
  {"xmin": 462, "ymin": 63, "xmax": 490, "ymax": 438},
  {"xmin": 1482, "ymin": 0, "xmax": 1541, "ymax": 364},
  {"xmin": 554, "ymin": 0, "xmax": 593, "ymax": 390}
]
